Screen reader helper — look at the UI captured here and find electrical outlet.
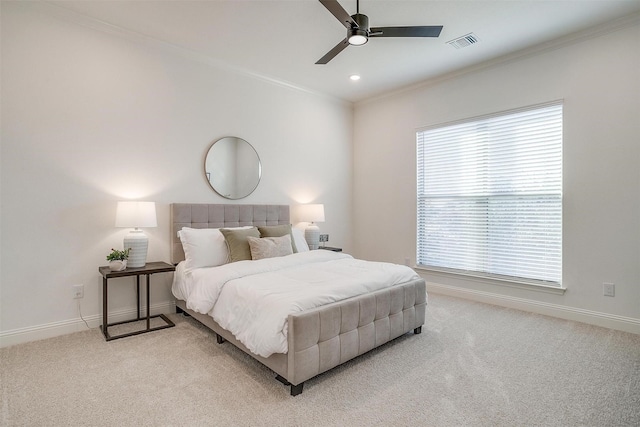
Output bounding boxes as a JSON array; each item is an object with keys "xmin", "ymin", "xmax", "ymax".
[
  {"xmin": 603, "ymin": 282, "xmax": 615, "ymax": 297},
  {"xmin": 72, "ymin": 284, "xmax": 84, "ymax": 299},
  {"xmin": 404, "ymin": 258, "xmax": 410, "ymax": 266},
  {"xmin": 319, "ymin": 234, "xmax": 329, "ymax": 243}
]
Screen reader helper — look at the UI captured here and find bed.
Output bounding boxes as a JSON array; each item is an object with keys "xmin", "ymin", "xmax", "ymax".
[{"xmin": 170, "ymin": 203, "xmax": 427, "ymax": 395}]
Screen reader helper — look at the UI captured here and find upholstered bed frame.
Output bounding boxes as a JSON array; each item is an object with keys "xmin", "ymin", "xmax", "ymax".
[{"xmin": 170, "ymin": 203, "xmax": 427, "ymax": 396}]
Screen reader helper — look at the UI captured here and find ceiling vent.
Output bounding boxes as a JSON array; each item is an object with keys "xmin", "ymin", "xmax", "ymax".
[{"xmin": 447, "ymin": 33, "xmax": 479, "ymax": 49}]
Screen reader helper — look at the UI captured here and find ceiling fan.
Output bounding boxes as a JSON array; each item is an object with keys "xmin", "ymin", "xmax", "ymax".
[{"xmin": 316, "ymin": 0, "xmax": 443, "ymax": 64}]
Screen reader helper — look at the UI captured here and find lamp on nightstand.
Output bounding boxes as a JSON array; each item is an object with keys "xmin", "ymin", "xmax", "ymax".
[
  {"xmin": 115, "ymin": 201, "xmax": 157, "ymax": 268},
  {"xmin": 299, "ymin": 204, "xmax": 325, "ymax": 250}
]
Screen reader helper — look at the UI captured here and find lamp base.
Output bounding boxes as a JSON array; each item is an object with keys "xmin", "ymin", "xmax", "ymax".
[
  {"xmin": 124, "ymin": 230, "xmax": 148, "ymax": 268},
  {"xmin": 305, "ymin": 224, "xmax": 320, "ymax": 251}
]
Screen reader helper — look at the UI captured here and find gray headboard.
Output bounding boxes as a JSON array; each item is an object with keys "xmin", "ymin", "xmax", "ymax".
[{"xmin": 170, "ymin": 203, "xmax": 290, "ymax": 264}]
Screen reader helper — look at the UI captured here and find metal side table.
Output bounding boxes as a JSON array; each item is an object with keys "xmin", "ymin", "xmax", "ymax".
[{"xmin": 99, "ymin": 261, "xmax": 175, "ymax": 341}]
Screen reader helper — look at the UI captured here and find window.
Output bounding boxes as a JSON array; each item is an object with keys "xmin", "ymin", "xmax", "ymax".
[{"xmin": 416, "ymin": 102, "xmax": 562, "ymax": 287}]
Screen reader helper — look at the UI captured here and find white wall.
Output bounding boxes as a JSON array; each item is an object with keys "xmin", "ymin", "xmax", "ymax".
[
  {"xmin": 0, "ymin": 3, "xmax": 353, "ymax": 345},
  {"xmin": 353, "ymin": 19, "xmax": 640, "ymax": 332}
]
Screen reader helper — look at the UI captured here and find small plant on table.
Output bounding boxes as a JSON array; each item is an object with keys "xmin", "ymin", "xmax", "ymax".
[{"xmin": 106, "ymin": 248, "xmax": 130, "ymax": 271}]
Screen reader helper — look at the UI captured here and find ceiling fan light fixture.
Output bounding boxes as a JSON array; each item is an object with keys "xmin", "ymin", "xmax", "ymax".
[{"xmin": 348, "ymin": 29, "xmax": 368, "ymax": 46}]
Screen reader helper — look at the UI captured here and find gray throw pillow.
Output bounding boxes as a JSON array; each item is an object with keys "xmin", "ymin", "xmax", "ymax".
[{"xmin": 220, "ymin": 227, "xmax": 260, "ymax": 262}]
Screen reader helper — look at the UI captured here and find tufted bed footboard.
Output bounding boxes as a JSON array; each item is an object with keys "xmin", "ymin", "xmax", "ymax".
[
  {"xmin": 176, "ymin": 277, "xmax": 426, "ymax": 395},
  {"xmin": 284, "ymin": 277, "xmax": 426, "ymax": 394}
]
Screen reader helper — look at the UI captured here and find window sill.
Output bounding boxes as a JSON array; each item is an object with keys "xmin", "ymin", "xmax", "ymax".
[{"xmin": 414, "ymin": 266, "xmax": 567, "ymax": 295}]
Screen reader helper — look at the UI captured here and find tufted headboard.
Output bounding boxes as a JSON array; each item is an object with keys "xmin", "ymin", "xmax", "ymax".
[{"xmin": 170, "ymin": 203, "xmax": 290, "ymax": 265}]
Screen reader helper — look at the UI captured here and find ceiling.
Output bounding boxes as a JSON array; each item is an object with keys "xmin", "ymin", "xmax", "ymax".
[{"xmin": 50, "ymin": 0, "xmax": 640, "ymax": 103}]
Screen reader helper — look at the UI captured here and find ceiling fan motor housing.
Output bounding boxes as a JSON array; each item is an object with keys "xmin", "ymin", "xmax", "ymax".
[{"xmin": 348, "ymin": 13, "xmax": 369, "ymax": 45}]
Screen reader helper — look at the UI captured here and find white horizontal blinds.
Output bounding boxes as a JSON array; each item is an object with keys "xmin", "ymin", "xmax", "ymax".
[{"xmin": 417, "ymin": 102, "xmax": 562, "ymax": 285}]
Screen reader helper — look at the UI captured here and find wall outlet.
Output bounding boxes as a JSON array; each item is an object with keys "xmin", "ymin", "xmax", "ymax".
[
  {"xmin": 603, "ymin": 282, "xmax": 615, "ymax": 297},
  {"xmin": 72, "ymin": 284, "xmax": 84, "ymax": 299},
  {"xmin": 319, "ymin": 234, "xmax": 329, "ymax": 243}
]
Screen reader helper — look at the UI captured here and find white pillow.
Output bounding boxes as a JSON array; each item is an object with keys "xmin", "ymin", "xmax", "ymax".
[
  {"xmin": 178, "ymin": 227, "xmax": 229, "ymax": 271},
  {"xmin": 247, "ymin": 235, "xmax": 294, "ymax": 260},
  {"xmin": 292, "ymin": 227, "xmax": 310, "ymax": 252}
]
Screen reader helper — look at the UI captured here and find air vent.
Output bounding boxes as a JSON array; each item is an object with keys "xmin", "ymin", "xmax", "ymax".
[{"xmin": 447, "ymin": 33, "xmax": 480, "ymax": 49}]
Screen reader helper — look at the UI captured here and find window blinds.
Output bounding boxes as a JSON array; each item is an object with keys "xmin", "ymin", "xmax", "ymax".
[{"xmin": 416, "ymin": 102, "xmax": 562, "ymax": 286}]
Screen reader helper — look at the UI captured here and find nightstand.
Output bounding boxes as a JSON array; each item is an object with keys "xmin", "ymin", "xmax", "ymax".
[
  {"xmin": 320, "ymin": 246, "xmax": 342, "ymax": 252},
  {"xmin": 98, "ymin": 261, "xmax": 175, "ymax": 341}
]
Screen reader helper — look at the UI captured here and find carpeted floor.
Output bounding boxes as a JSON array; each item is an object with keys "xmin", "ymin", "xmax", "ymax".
[{"xmin": 1, "ymin": 293, "xmax": 639, "ymax": 426}]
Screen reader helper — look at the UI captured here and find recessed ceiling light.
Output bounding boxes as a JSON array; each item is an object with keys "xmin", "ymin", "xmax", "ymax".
[{"xmin": 350, "ymin": 74, "xmax": 361, "ymax": 81}]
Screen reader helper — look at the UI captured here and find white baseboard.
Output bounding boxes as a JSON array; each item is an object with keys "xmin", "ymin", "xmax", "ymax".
[
  {"xmin": 427, "ymin": 282, "xmax": 640, "ymax": 335},
  {"xmin": 0, "ymin": 301, "xmax": 176, "ymax": 348},
  {"xmin": 4, "ymin": 285, "xmax": 637, "ymax": 348}
]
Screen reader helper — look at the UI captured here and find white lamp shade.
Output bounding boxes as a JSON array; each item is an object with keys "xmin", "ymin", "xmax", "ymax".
[
  {"xmin": 115, "ymin": 201, "xmax": 157, "ymax": 268},
  {"xmin": 115, "ymin": 201, "xmax": 157, "ymax": 228},
  {"xmin": 298, "ymin": 204, "xmax": 325, "ymax": 223}
]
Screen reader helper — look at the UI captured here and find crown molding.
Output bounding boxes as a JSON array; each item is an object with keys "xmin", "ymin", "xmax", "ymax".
[
  {"xmin": 25, "ymin": 1, "xmax": 351, "ymax": 107},
  {"xmin": 357, "ymin": 11, "xmax": 640, "ymax": 106}
]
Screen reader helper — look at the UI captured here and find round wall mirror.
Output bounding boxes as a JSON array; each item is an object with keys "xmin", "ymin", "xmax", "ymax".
[{"xmin": 204, "ymin": 137, "xmax": 262, "ymax": 199}]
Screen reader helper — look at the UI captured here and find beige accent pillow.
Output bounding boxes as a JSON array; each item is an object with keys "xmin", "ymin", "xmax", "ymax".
[
  {"xmin": 257, "ymin": 225, "xmax": 298, "ymax": 253},
  {"xmin": 220, "ymin": 227, "xmax": 260, "ymax": 263},
  {"xmin": 247, "ymin": 235, "xmax": 294, "ymax": 260}
]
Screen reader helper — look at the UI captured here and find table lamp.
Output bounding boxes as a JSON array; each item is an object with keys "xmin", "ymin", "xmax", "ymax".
[
  {"xmin": 115, "ymin": 201, "xmax": 157, "ymax": 268},
  {"xmin": 299, "ymin": 204, "xmax": 325, "ymax": 250}
]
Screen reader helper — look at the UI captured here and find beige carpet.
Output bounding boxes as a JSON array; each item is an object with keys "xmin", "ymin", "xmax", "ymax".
[{"xmin": 1, "ymin": 293, "xmax": 639, "ymax": 426}]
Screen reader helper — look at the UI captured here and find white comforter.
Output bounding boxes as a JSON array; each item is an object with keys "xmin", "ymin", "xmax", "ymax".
[{"xmin": 172, "ymin": 250, "xmax": 420, "ymax": 358}]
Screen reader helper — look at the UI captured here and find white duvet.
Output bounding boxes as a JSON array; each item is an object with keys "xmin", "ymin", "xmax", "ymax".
[{"xmin": 172, "ymin": 250, "xmax": 420, "ymax": 358}]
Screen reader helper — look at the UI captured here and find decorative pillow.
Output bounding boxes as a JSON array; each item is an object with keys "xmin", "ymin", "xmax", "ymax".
[
  {"xmin": 178, "ymin": 227, "xmax": 228, "ymax": 272},
  {"xmin": 220, "ymin": 227, "xmax": 260, "ymax": 262},
  {"xmin": 258, "ymin": 225, "xmax": 298, "ymax": 253},
  {"xmin": 247, "ymin": 235, "xmax": 294, "ymax": 260},
  {"xmin": 292, "ymin": 227, "xmax": 310, "ymax": 252}
]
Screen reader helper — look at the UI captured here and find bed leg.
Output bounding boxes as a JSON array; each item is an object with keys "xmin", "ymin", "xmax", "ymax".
[
  {"xmin": 275, "ymin": 375, "xmax": 290, "ymax": 385},
  {"xmin": 414, "ymin": 326, "xmax": 422, "ymax": 334},
  {"xmin": 216, "ymin": 333, "xmax": 226, "ymax": 344},
  {"xmin": 275, "ymin": 375, "xmax": 303, "ymax": 396},
  {"xmin": 176, "ymin": 306, "xmax": 190, "ymax": 317},
  {"xmin": 290, "ymin": 383, "xmax": 304, "ymax": 396}
]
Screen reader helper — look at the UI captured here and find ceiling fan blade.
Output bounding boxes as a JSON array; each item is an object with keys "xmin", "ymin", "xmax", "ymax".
[
  {"xmin": 369, "ymin": 26, "xmax": 443, "ymax": 38},
  {"xmin": 316, "ymin": 38, "xmax": 350, "ymax": 64},
  {"xmin": 319, "ymin": 0, "xmax": 357, "ymax": 29}
]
